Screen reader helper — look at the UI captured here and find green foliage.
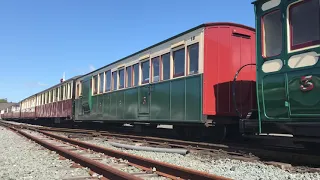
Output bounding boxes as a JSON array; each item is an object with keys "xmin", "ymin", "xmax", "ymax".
[{"xmin": 0, "ymin": 99, "xmax": 8, "ymax": 103}]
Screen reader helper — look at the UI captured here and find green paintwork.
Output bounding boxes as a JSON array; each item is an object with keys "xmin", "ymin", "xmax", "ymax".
[
  {"xmin": 139, "ymin": 85, "xmax": 150, "ymax": 115},
  {"xmin": 74, "ymin": 74, "xmax": 203, "ymax": 123},
  {"xmin": 82, "ymin": 77, "xmax": 91, "ymax": 114},
  {"xmin": 287, "ymin": 69, "xmax": 320, "ymax": 116},
  {"xmin": 262, "ymin": 74, "xmax": 288, "ymax": 119},
  {"xmin": 254, "ymin": 0, "xmax": 320, "ymax": 133}
]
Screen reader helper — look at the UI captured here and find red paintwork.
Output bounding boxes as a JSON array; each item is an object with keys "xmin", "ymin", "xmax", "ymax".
[
  {"xmin": 20, "ymin": 107, "xmax": 36, "ymax": 119},
  {"xmin": 35, "ymin": 99, "xmax": 73, "ymax": 119},
  {"xmin": 203, "ymin": 24, "xmax": 257, "ymax": 117},
  {"xmin": 12, "ymin": 112, "xmax": 20, "ymax": 119}
]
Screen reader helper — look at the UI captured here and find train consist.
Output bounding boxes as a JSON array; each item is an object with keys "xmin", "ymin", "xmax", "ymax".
[{"xmin": 2, "ymin": 0, "xmax": 320, "ymax": 142}]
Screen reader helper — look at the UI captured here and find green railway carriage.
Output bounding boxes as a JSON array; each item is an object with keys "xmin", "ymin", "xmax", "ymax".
[
  {"xmin": 4, "ymin": 0, "xmax": 320, "ymax": 144},
  {"xmin": 74, "ymin": 23, "xmax": 256, "ymax": 138},
  {"xmin": 241, "ymin": 0, "xmax": 320, "ymax": 139}
]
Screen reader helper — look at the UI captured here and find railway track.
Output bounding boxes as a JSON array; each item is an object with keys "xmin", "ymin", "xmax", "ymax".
[
  {"xmin": 0, "ymin": 121, "xmax": 230, "ymax": 180},
  {"xmin": 22, "ymin": 124, "xmax": 320, "ymax": 167},
  {"xmin": 3, "ymin": 120, "xmax": 320, "ymax": 168}
]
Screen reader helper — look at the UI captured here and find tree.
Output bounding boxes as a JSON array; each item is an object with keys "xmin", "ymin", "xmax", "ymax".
[{"xmin": 0, "ymin": 99, "xmax": 8, "ymax": 103}]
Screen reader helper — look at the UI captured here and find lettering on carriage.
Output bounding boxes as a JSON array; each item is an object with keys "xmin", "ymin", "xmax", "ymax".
[
  {"xmin": 262, "ymin": 0, "xmax": 281, "ymax": 11},
  {"xmin": 288, "ymin": 51, "xmax": 318, "ymax": 69},
  {"xmin": 300, "ymin": 75, "xmax": 314, "ymax": 92}
]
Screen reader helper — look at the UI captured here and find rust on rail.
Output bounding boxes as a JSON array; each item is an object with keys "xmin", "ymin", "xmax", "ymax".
[
  {"xmin": 39, "ymin": 130, "xmax": 231, "ymax": 180},
  {"xmin": 8, "ymin": 127, "xmax": 143, "ymax": 180}
]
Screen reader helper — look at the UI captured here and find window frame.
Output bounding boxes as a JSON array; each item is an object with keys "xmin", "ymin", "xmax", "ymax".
[
  {"xmin": 112, "ymin": 71, "xmax": 118, "ymax": 91},
  {"xmin": 45, "ymin": 92, "xmax": 48, "ymax": 104},
  {"xmin": 288, "ymin": 0, "xmax": 320, "ymax": 51},
  {"xmin": 53, "ymin": 89, "xmax": 56, "ymax": 102},
  {"xmin": 161, "ymin": 52, "xmax": 171, "ymax": 81},
  {"xmin": 64, "ymin": 84, "xmax": 67, "ymax": 100},
  {"xmin": 126, "ymin": 66, "xmax": 132, "ymax": 88},
  {"xmin": 187, "ymin": 42, "xmax": 199, "ymax": 75},
  {"xmin": 98, "ymin": 72, "xmax": 104, "ymax": 94},
  {"xmin": 79, "ymin": 81, "xmax": 82, "ymax": 97},
  {"xmin": 133, "ymin": 63, "xmax": 139, "ymax": 87},
  {"xmin": 172, "ymin": 46, "xmax": 186, "ymax": 78},
  {"xmin": 68, "ymin": 83, "xmax": 71, "ymax": 99},
  {"xmin": 261, "ymin": 9, "xmax": 282, "ymax": 58},
  {"xmin": 60, "ymin": 86, "xmax": 63, "ymax": 101},
  {"xmin": 151, "ymin": 56, "xmax": 160, "ymax": 83},
  {"xmin": 49, "ymin": 90, "xmax": 52, "ymax": 104},
  {"xmin": 140, "ymin": 59, "xmax": 150, "ymax": 85},
  {"xmin": 92, "ymin": 75, "xmax": 98, "ymax": 95},
  {"xmin": 55, "ymin": 88, "xmax": 58, "ymax": 102},
  {"xmin": 105, "ymin": 70, "xmax": 111, "ymax": 92},
  {"xmin": 118, "ymin": 68, "xmax": 125, "ymax": 89}
]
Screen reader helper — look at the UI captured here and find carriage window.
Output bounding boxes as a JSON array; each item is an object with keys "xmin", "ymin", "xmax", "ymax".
[
  {"xmin": 66, "ymin": 84, "xmax": 69, "ymax": 99},
  {"xmin": 289, "ymin": 0, "xmax": 320, "ymax": 50},
  {"xmin": 105, "ymin": 71, "xmax": 111, "ymax": 92},
  {"xmin": 99, "ymin": 72, "xmax": 104, "ymax": 93},
  {"xmin": 133, "ymin": 63, "xmax": 139, "ymax": 86},
  {"xmin": 141, "ymin": 60, "xmax": 149, "ymax": 84},
  {"xmin": 79, "ymin": 81, "xmax": 82, "ymax": 96},
  {"xmin": 262, "ymin": 10, "xmax": 282, "ymax": 57},
  {"xmin": 49, "ymin": 91, "xmax": 51, "ymax": 103},
  {"xmin": 112, "ymin": 71, "xmax": 117, "ymax": 90},
  {"xmin": 64, "ymin": 85, "xmax": 67, "ymax": 100},
  {"xmin": 188, "ymin": 43, "xmax": 199, "ymax": 74},
  {"xmin": 62, "ymin": 86, "xmax": 65, "ymax": 100},
  {"xmin": 126, "ymin": 66, "xmax": 132, "ymax": 88},
  {"xmin": 173, "ymin": 48, "xmax": 185, "ymax": 77},
  {"xmin": 67, "ymin": 84, "xmax": 70, "ymax": 99},
  {"xmin": 55, "ymin": 88, "xmax": 59, "ymax": 101},
  {"xmin": 119, "ymin": 69, "xmax": 125, "ymax": 89},
  {"xmin": 152, "ymin": 57, "xmax": 160, "ymax": 82},
  {"xmin": 93, "ymin": 75, "xmax": 98, "ymax": 95},
  {"xmin": 76, "ymin": 84, "xmax": 80, "ymax": 98},
  {"xmin": 60, "ymin": 86, "xmax": 63, "ymax": 100},
  {"xmin": 53, "ymin": 90, "xmax": 56, "ymax": 102},
  {"xmin": 68, "ymin": 83, "xmax": 71, "ymax": 99},
  {"xmin": 162, "ymin": 53, "xmax": 170, "ymax": 80},
  {"xmin": 65, "ymin": 85, "xmax": 68, "ymax": 99},
  {"xmin": 45, "ymin": 92, "xmax": 48, "ymax": 104},
  {"xmin": 66, "ymin": 85, "xmax": 69, "ymax": 99}
]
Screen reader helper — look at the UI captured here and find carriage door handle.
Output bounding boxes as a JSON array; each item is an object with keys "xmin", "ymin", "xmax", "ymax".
[{"xmin": 142, "ymin": 97, "xmax": 147, "ymax": 104}]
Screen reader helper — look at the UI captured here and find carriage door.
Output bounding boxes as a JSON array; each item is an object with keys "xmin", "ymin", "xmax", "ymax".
[
  {"xmin": 138, "ymin": 60, "xmax": 150, "ymax": 119},
  {"xmin": 286, "ymin": 0, "xmax": 320, "ymax": 117},
  {"xmin": 80, "ymin": 77, "xmax": 91, "ymax": 115}
]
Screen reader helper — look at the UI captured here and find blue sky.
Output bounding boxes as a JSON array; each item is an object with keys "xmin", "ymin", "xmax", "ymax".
[{"xmin": 0, "ymin": 0, "xmax": 255, "ymax": 102}]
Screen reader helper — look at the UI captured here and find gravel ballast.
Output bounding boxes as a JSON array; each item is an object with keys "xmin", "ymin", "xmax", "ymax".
[
  {"xmin": 78, "ymin": 137, "xmax": 320, "ymax": 180},
  {"xmin": 0, "ymin": 127, "xmax": 91, "ymax": 180}
]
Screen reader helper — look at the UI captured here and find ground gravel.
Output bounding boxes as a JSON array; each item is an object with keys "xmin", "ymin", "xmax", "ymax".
[
  {"xmin": 79, "ymin": 137, "xmax": 320, "ymax": 180},
  {"xmin": 0, "ymin": 127, "xmax": 91, "ymax": 180}
]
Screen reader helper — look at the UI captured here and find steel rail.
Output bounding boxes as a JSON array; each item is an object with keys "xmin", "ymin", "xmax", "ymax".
[
  {"xmin": 2, "ymin": 125, "xmax": 142, "ymax": 180},
  {"xmin": 0, "ymin": 121, "xmax": 231, "ymax": 180},
  {"xmin": 39, "ymin": 130, "xmax": 231, "ymax": 180},
  {"xmin": 5, "ymin": 121, "xmax": 320, "ymax": 166}
]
